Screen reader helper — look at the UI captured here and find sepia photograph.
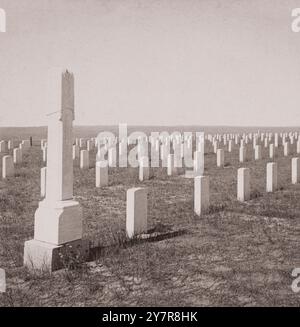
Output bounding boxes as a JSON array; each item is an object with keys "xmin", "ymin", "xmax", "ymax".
[{"xmin": 0, "ymin": 0, "xmax": 300, "ymax": 318}]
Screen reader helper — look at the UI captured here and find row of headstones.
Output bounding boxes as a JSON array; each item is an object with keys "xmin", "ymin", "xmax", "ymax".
[
  {"xmin": 32, "ymin": 135, "xmax": 300, "ymax": 199},
  {"xmin": 37, "ymin": 127, "xmax": 300, "ymax": 170},
  {"xmin": 4, "ymin": 135, "xmax": 297, "ymax": 176},
  {"xmin": 42, "ymin": 138, "xmax": 96, "ymax": 164},
  {"xmin": 40, "ymin": 131, "xmax": 299, "ymax": 147},
  {"xmin": 116, "ymin": 157, "xmax": 300, "ymax": 239},
  {"xmin": 213, "ymin": 132, "xmax": 299, "ymax": 162},
  {"xmin": 10, "ymin": 130, "xmax": 299, "ymax": 158},
  {"xmin": 73, "ymin": 131, "xmax": 299, "ymax": 168},
  {"xmin": 0, "ymin": 140, "xmax": 32, "ymax": 178},
  {"xmin": 130, "ymin": 157, "xmax": 300, "ymax": 237},
  {"xmin": 237, "ymin": 162, "xmax": 279, "ymax": 202},
  {"xmin": 92, "ymin": 131, "xmax": 300, "ymax": 149},
  {"xmin": 2, "ymin": 132, "xmax": 297, "ymax": 182},
  {"xmin": 76, "ymin": 143, "xmax": 296, "ymax": 172},
  {"xmin": 210, "ymin": 131, "xmax": 299, "ymax": 147},
  {"xmin": 237, "ymin": 158, "xmax": 300, "ymax": 201},
  {"xmin": 193, "ymin": 157, "xmax": 300, "ymax": 215},
  {"xmin": 215, "ymin": 140, "xmax": 294, "ymax": 167},
  {"xmin": 210, "ymin": 130, "xmax": 299, "ymax": 159},
  {"xmin": 42, "ymin": 140, "xmax": 203, "ymax": 171},
  {"xmin": 1, "ymin": 139, "xmax": 197, "ymax": 182},
  {"xmin": 41, "ymin": 139, "xmax": 95, "ymax": 164},
  {"xmin": 90, "ymin": 131, "xmax": 300, "ymax": 151},
  {"xmin": 0, "ymin": 139, "xmax": 31, "ymax": 152},
  {"xmin": 40, "ymin": 130, "xmax": 198, "ymax": 163},
  {"xmin": 40, "ymin": 153, "xmax": 179, "ymax": 197}
]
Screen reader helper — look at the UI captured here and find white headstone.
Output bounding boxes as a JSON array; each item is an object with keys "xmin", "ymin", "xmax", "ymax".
[
  {"xmin": 0, "ymin": 268, "xmax": 6, "ymax": 293},
  {"xmin": 79, "ymin": 138, "xmax": 86, "ymax": 148},
  {"xmin": 126, "ymin": 188, "xmax": 147, "ymax": 238},
  {"xmin": 167, "ymin": 154, "xmax": 177, "ymax": 176},
  {"xmin": 87, "ymin": 140, "xmax": 94, "ymax": 151},
  {"xmin": 13, "ymin": 148, "xmax": 22, "ymax": 164},
  {"xmin": 213, "ymin": 141, "xmax": 218, "ymax": 153},
  {"xmin": 161, "ymin": 144, "xmax": 169, "ymax": 167},
  {"xmin": 118, "ymin": 139, "xmax": 126, "ymax": 164},
  {"xmin": 139, "ymin": 156, "xmax": 150, "ymax": 181},
  {"xmin": 296, "ymin": 139, "xmax": 300, "ymax": 154},
  {"xmin": 194, "ymin": 151, "xmax": 204, "ymax": 176},
  {"xmin": 266, "ymin": 162, "xmax": 277, "ymax": 192},
  {"xmin": 217, "ymin": 149, "xmax": 224, "ymax": 167},
  {"xmin": 0, "ymin": 141, "xmax": 7, "ymax": 153},
  {"xmin": 194, "ymin": 176, "xmax": 209, "ymax": 216},
  {"xmin": 269, "ymin": 144, "xmax": 275, "ymax": 159},
  {"xmin": 108, "ymin": 147, "xmax": 117, "ymax": 167},
  {"xmin": 41, "ymin": 167, "xmax": 47, "ymax": 198},
  {"xmin": 41, "ymin": 139, "xmax": 47, "ymax": 149},
  {"xmin": 292, "ymin": 157, "xmax": 300, "ymax": 184},
  {"xmin": 42, "ymin": 146, "xmax": 47, "ymax": 163},
  {"xmin": 80, "ymin": 150, "xmax": 89, "ymax": 169},
  {"xmin": 274, "ymin": 133, "xmax": 279, "ymax": 147},
  {"xmin": 96, "ymin": 160, "xmax": 108, "ymax": 187},
  {"xmin": 284, "ymin": 142, "xmax": 290, "ymax": 156},
  {"xmin": 254, "ymin": 145, "xmax": 262, "ymax": 160},
  {"xmin": 173, "ymin": 143, "xmax": 182, "ymax": 168},
  {"xmin": 237, "ymin": 168, "xmax": 250, "ymax": 202},
  {"xmin": 2, "ymin": 155, "xmax": 14, "ymax": 178},
  {"xmin": 72, "ymin": 144, "xmax": 80, "ymax": 160},
  {"xmin": 8, "ymin": 140, "xmax": 14, "ymax": 150},
  {"xmin": 239, "ymin": 146, "xmax": 246, "ymax": 163}
]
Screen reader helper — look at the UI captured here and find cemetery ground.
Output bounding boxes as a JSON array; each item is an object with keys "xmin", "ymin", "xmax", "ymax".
[{"xmin": 0, "ymin": 130, "xmax": 300, "ymax": 306}]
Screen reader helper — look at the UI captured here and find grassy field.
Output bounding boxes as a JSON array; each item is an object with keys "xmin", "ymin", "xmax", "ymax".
[{"xmin": 0, "ymin": 127, "xmax": 300, "ymax": 306}]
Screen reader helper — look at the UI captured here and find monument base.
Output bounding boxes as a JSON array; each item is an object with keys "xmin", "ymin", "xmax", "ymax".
[
  {"xmin": 24, "ymin": 239, "xmax": 90, "ymax": 272},
  {"xmin": 34, "ymin": 199, "xmax": 83, "ymax": 245}
]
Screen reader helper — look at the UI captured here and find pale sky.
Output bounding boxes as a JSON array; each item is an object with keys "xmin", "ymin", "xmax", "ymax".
[{"xmin": 0, "ymin": 0, "xmax": 300, "ymax": 127}]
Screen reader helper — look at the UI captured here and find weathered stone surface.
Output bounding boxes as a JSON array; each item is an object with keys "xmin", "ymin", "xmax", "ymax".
[
  {"xmin": 2, "ymin": 155, "xmax": 14, "ymax": 178},
  {"xmin": 292, "ymin": 157, "xmax": 300, "ymax": 184},
  {"xmin": 126, "ymin": 188, "xmax": 147, "ymax": 238},
  {"xmin": 194, "ymin": 176, "xmax": 209, "ymax": 216},
  {"xmin": 266, "ymin": 162, "xmax": 277, "ymax": 192},
  {"xmin": 237, "ymin": 168, "xmax": 250, "ymax": 202},
  {"xmin": 96, "ymin": 160, "xmax": 108, "ymax": 187}
]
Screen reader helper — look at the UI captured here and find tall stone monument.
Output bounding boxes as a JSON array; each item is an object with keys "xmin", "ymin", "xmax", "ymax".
[{"xmin": 24, "ymin": 70, "xmax": 85, "ymax": 271}]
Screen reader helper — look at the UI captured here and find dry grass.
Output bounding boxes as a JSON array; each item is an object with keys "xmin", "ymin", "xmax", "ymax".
[{"xmin": 0, "ymin": 135, "xmax": 300, "ymax": 306}]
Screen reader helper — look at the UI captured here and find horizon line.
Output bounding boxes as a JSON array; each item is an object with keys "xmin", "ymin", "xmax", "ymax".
[{"xmin": 0, "ymin": 124, "xmax": 300, "ymax": 129}]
